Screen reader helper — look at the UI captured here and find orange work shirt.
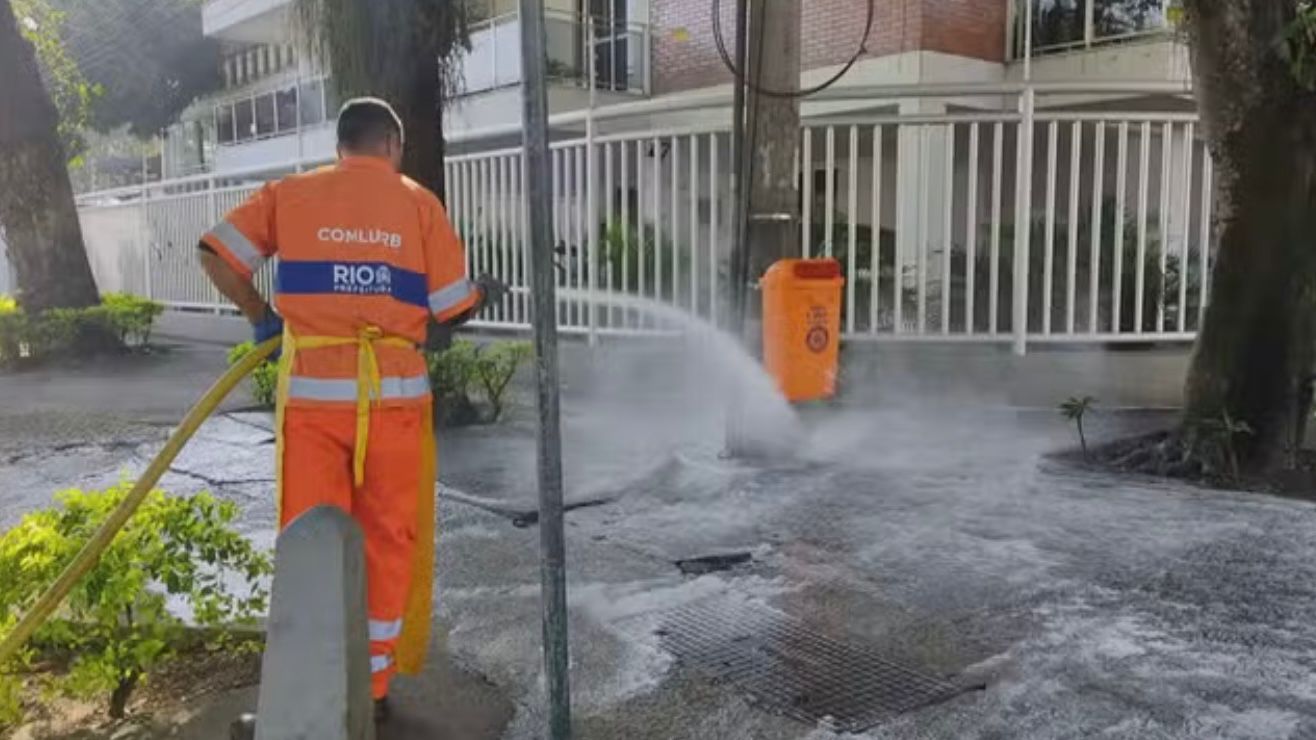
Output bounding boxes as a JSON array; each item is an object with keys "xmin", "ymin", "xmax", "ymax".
[{"xmin": 201, "ymin": 156, "xmax": 478, "ymax": 407}]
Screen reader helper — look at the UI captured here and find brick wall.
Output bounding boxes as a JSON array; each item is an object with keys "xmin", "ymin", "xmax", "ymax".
[{"xmin": 650, "ymin": 0, "xmax": 1007, "ymax": 95}]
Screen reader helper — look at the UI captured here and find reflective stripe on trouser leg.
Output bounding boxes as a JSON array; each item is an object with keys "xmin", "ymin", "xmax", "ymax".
[{"xmin": 355, "ymin": 405, "xmax": 425, "ymax": 698}]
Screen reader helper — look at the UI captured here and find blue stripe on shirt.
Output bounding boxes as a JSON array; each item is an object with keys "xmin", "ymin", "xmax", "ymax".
[{"xmin": 276, "ymin": 261, "xmax": 429, "ymax": 309}]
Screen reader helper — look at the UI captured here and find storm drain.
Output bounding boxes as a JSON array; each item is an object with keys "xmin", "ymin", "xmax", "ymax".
[{"xmin": 658, "ymin": 599, "xmax": 966, "ymax": 732}]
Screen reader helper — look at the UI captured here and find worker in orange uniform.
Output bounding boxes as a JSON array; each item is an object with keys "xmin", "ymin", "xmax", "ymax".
[{"xmin": 197, "ymin": 97, "xmax": 499, "ymax": 721}]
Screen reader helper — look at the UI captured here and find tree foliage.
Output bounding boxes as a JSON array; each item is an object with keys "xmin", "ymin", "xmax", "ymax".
[
  {"xmin": 9, "ymin": 0, "xmax": 97, "ymax": 162},
  {"xmin": 291, "ymin": 0, "xmax": 475, "ymax": 195},
  {"xmin": 50, "ymin": 0, "xmax": 222, "ymax": 137}
]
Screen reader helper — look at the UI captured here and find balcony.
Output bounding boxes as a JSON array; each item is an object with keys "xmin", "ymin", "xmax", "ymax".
[
  {"xmin": 1013, "ymin": 0, "xmax": 1171, "ymax": 57},
  {"xmin": 203, "ymin": 0, "xmax": 290, "ymax": 44},
  {"xmin": 459, "ymin": 9, "xmax": 650, "ymax": 97}
]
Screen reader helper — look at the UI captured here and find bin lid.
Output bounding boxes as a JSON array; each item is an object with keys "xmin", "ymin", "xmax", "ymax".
[{"xmin": 763, "ymin": 258, "xmax": 842, "ymax": 283}]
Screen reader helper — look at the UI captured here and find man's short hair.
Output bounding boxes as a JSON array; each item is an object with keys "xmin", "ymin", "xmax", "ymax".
[{"xmin": 337, "ymin": 97, "xmax": 404, "ymax": 151}]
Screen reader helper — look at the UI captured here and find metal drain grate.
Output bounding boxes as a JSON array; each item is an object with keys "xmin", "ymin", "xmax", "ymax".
[{"xmin": 659, "ymin": 599, "xmax": 965, "ymax": 732}]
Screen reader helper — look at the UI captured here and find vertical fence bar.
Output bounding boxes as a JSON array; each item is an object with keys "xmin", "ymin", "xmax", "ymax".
[
  {"xmin": 490, "ymin": 156, "xmax": 503, "ymax": 324},
  {"xmin": 1043, "ymin": 120, "xmax": 1058, "ymax": 335},
  {"xmin": 802, "ymin": 128, "xmax": 814, "ymax": 257},
  {"xmin": 1067, "ymin": 121, "xmax": 1081, "ymax": 334},
  {"xmin": 990, "ymin": 122, "xmax": 1004, "ymax": 335},
  {"xmin": 604, "ymin": 141, "xmax": 615, "ymax": 328},
  {"xmin": 709, "ymin": 132, "xmax": 720, "ymax": 328},
  {"xmin": 917, "ymin": 126, "xmax": 930, "ymax": 334},
  {"xmin": 966, "ymin": 123, "xmax": 979, "ymax": 335},
  {"xmin": 825, "ymin": 125, "xmax": 836, "ymax": 258},
  {"xmin": 670, "ymin": 135, "xmax": 680, "ymax": 306},
  {"xmin": 651, "ymin": 136, "xmax": 662, "ymax": 316},
  {"xmin": 1181, "ymin": 123, "xmax": 1197, "ymax": 333},
  {"xmin": 553, "ymin": 148, "xmax": 565, "ymax": 326},
  {"xmin": 1135, "ymin": 122, "xmax": 1151, "ymax": 334},
  {"xmin": 515, "ymin": 153, "xmax": 528, "ymax": 325},
  {"xmin": 871, "ymin": 125, "xmax": 883, "ymax": 334},
  {"xmin": 621, "ymin": 140, "xmax": 632, "ymax": 329},
  {"xmin": 1198, "ymin": 151, "xmax": 1213, "ymax": 328},
  {"xmin": 941, "ymin": 123, "xmax": 955, "ymax": 335},
  {"xmin": 847, "ymin": 125, "xmax": 859, "ymax": 335},
  {"xmin": 1112, "ymin": 122, "xmax": 1129, "ymax": 334},
  {"xmin": 1158, "ymin": 122, "xmax": 1172, "ymax": 332},
  {"xmin": 1090, "ymin": 122, "xmax": 1106, "ymax": 333},
  {"xmin": 587, "ymin": 140, "xmax": 600, "ymax": 343},
  {"xmin": 689, "ymin": 134, "xmax": 700, "ymax": 314},
  {"xmin": 575, "ymin": 145, "xmax": 586, "ymax": 328},
  {"xmin": 1013, "ymin": 88, "xmax": 1035, "ymax": 354},
  {"xmin": 638, "ymin": 141, "xmax": 649, "ymax": 327}
]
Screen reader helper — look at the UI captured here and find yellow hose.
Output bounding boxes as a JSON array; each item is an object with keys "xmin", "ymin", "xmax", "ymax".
[{"xmin": 0, "ymin": 336, "xmax": 282, "ymax": 665}]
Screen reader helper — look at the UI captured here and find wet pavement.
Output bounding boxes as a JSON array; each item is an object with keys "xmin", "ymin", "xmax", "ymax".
[{"xmin": 3, "ymin": 334, "xmax": 1316, "ymax": 738}]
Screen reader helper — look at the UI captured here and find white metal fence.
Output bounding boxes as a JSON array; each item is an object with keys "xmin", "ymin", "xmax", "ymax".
[{"xmin": 73, "ymin": 82, "xmax": 1212, "ymax": 351}]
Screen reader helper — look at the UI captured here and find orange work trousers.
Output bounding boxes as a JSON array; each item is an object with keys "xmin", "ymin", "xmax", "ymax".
[{"xmin": 279, "ymin": 404, "xmax": 425, "ymax": 700}]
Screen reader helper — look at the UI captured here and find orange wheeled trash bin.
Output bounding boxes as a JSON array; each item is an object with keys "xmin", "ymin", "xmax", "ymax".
[{"xmin": 761, "ymin": 258, "xmax": 844, "ymax": 402}]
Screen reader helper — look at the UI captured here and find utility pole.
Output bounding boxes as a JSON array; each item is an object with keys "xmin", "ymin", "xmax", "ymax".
[
  {"xmin": 742, "ymin": 0, "xmax": 802, "ymax": 292},
  {"xmin": 727, "ymin": 0, "xmax": 801, "ymax": 455},
  {"xmin": 518, "ymin": 1, "xmax": 571, "ymax": 738}
]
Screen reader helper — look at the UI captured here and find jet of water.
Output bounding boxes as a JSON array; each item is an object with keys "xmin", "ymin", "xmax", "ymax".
[{"xmin": 555, "ymin": 289, "xmax": 802, "ymax": 456}]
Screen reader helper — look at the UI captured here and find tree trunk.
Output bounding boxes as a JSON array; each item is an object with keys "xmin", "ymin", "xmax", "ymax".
[
  {"xmin": 0, "ymin": 1, "xmax": 101, "ymax": 313},
  {"xmin": 108, "ymin": 672, "xmax": 139, "ymax": 719},
  {"xmin": 398, "ymin": 46, "xmax": 446, "ymax": 201},
  {"xmin": 1181, "ymin": 1, "xmax": 1316, "ymax": 471}
]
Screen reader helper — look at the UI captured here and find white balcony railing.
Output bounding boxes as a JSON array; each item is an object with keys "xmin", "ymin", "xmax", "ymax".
[
  {"xmin": 1015, "ymin": 0, "xmax": 1171, "ymax": 57},
  {"xmin": 460, "ymin": 10, "xmax": 650, "ymax": 96}
]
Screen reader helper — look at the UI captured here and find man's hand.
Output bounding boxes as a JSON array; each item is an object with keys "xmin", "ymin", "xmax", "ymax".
[
  {"xmin": 475, "ymin": 274, "xmax": 508, "ymax": 310},
  {"xmin": 252, "ymin": 305, "xmax": 284, "ymax": 348}
]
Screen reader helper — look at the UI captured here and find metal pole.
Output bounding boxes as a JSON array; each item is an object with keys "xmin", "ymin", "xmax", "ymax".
[
  {"xmin": 518, "ymin": 1, "xmax": 571, "ymax": 738},
  {"xmin": 728, "ymin": 0, "xmax": 749, "ymax": 336}
]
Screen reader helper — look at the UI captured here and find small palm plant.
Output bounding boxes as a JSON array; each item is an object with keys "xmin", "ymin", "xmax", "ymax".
[
  {"xmin": 1060, "ymin": 396, "xmax": 1097, "ymax": 460},
  {"xmin": 1196, "ymin": 409, "xmax": 1254, "ymax": 482}
]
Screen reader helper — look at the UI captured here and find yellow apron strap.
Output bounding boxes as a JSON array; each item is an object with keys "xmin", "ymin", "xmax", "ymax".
[
  {"xmin": 273, "ymin": 326, "xmax": 299, "ymax": 525},
  {"xmin": 395, "ymin": 409, "xmax": 436, "ymax": 675}
]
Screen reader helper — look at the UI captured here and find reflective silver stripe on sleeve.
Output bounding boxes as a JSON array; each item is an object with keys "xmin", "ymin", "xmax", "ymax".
[
  {"xmin": 370, "ymin": 655, "xmax": 392, "ymax": 673},
  {"xmin": 428, "ymin": 279, "xmax": 475, "ymax": 315},
  {"xmin": 206, "ymin": 221, "xmax": 266, "ymax": 271},
  {"xmin": 368, "ymin": 619, "xmax": 403, "ymax": 642},
  {"xmin": 287, "ymin": 374, "xmax": 431, "ymax": 402}
]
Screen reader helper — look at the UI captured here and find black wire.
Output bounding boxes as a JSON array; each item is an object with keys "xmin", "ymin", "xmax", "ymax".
[{"xmin": 711, "ymin": 0, "xmax": 875, "ymax": 99}]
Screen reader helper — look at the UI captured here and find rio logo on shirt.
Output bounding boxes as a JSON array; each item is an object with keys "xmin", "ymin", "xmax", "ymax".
[{"xmin": 331, "ymin": 263, "xmax": 393, "ymax": 295}]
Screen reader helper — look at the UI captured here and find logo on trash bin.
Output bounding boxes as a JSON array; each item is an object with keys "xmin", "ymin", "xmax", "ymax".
[{"xmin": 805, "ymin": 305, "xmax": 829, "ymax": 353}]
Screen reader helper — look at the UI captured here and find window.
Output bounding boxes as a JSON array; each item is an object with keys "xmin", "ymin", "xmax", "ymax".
[
  {"xmin": 255, "ymin": 92, "xmax": 276, "ymax": 137},
  {"xmin": 1031, "ymin": 0, "xmax": 1085, "ymax": 50},
  {"xmin": 1094, "ymin": 0, "xmax": 1163, "ymax": 39},
  {"xmin": 276, "ymin": 86, "xmax": 299, "ymax": 133},
  {"xmin": 216, "ymin": 104, "xmax": 235, "ymax": 145},
  {"xmin": 234, "ymin": 98, "xmax": 255, "ymax": 142}
]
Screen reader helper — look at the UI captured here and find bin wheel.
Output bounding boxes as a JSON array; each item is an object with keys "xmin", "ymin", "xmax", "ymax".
[{"xmin": 229, "ymin": 714, "xmax": 256, "ymax": 740}]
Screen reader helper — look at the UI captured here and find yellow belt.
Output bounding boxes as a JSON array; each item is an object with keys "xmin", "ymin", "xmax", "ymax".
[{"xmin": 274, "ymin": 325, "xmax": 415, "ymax": 486}]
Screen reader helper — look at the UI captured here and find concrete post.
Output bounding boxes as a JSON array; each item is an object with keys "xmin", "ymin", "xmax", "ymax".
[{"xmin": 254, "ymin": 505, "xmax": 374, "ymax": 740}]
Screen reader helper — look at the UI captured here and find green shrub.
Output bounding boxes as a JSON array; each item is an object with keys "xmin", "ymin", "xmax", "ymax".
[
  {"xmin": 227, "ymin": 342, "xmax": 278, "ymax": 409},
  {"xmin": 475, "ymin": 341, "xmax": 532, "ymax": 421},
  {"xmin": 426, "ymin": 339, "xmax": 531, "ymax": 425},
  {"xmin": 0, "ymin": 485, "xmax": 272, "ymax": 720},
  {"xmin": 101, "ymin": 293, "xmax": 165, "ymax": 347},
  {"xmin": 0, "ymin": 294, "xmax": 164, "ymax": 367}
]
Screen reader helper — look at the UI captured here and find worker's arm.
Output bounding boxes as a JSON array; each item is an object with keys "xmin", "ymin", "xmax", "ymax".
[
  {"xmin": 198, "ymin": 182, "xmax": 282, "ymax": 339},
  {"xmin": 424, "ymin": 198, "xmax": 496, "ymax": 327},
  {"xmin": 199, "ymin": 245, "xmax": 271, "ymax": 324}
]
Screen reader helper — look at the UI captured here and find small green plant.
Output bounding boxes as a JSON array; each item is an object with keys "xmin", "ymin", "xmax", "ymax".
[
  {"xmin": 475, "ymin": 341, "xmax": 532, "ymax": 421},
  {"xmin": 426, "ymin": 339, "xmax": 531, "ymax": 425},
  {"xmin": 1193, "ymin": 410, "xmax": 1255, "ymax": 482},
  {"xmin": 100, "ymin": 293, "xmax": 165, "ymax": 347},
  {"xmin": 0, "ymin": 485, "xmax": 272, "ymax": 720},
  {"xmin": 1060, "ymin": 396, "xmax": 1097, "ymax": 459},
  {"xmin": 0, "ymin": 670, "xmax": 21, "ymax": 728},
  {"xmin": 228, "ymin": 342, "xmax": 278, "ymax": 409}
]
